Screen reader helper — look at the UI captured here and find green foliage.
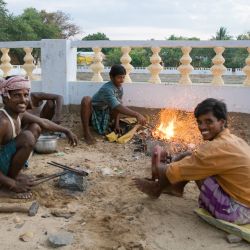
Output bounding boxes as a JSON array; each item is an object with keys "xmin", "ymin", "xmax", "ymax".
[
  {"xmin": 0, "ymin": 4, "xmax": 80, "ymax": 64},
  {"xmin": 237, "ymin": 32, "xmax": 250, "ymax": 40},
  {"xmin": 82, "ymin": 32, "xmax": 109, "ymax": 41},
  {"xmin": 0, "ymin": 0, "xmax": 10, "ymax": 40},
  {"xmin": 130, "ymin": 48, "xmax": 151, "ymax": 67},
  {"xmin": 224, "ymin": 48, "xmax": 248, "ymax": 68},
  {"xmin": 105, "ymin": 48, "xmax": 122, "ymax": 66},
  {"xmin": 211, "ymin": 27, "xmax": 232, "ymax": 40},
  {"xmin": 80, "ymin": 32, "xmax": 110, "ymax": 53}
]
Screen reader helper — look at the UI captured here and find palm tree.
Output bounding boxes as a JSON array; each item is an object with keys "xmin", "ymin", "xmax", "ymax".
[{"xmin": 212, "ymin": 27, "xmax": 232, "ymax": 40}]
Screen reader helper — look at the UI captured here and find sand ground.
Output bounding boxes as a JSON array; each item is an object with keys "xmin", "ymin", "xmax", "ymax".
[{"xmin": 0, "ymin": 109, "xmax": 250, "ymax": 250}]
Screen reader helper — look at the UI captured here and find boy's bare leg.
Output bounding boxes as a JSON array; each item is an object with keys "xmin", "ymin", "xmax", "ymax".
[
  {"xmin": 111, "ymin": 110, "xmax": 121, "ymax": 133},
  {"xmin": 80, "ymin": 96, "xmax": 96, "ymax": 145}
]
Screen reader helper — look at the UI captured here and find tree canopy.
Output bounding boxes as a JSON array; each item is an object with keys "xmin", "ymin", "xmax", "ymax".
[
  {"xmin": 0, "ymin": 3, "xmax": 249, "ymax": 69},
  {"xmin": 0, "ymin": 1, "xmax": 80, "ymax": 64}
]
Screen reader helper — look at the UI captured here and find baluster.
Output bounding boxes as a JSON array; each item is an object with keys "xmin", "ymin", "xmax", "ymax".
[
  {"xmin": 148, "ymin": 47, "xmax": 163, "ymax": 84},
  {"xmin": 90, "ymin": 47, "xmax": 104, "ymax": 82},
  {"xmin": 0, "ymin": 48, "xmax": 13, "ymax": 77},
  {"xmin": 243, "ymin": 47, "xmax": 250, "ymax": 86},
  {"xmin": 22, "ymin": 48, "xmax": 36, "ymax": 79},
  {"xmin": 211, "ymin": 47, "xmax": 226, "ymax": 85},
  {"xmin": 177, "ymin": 47, "xmax": 193, "ymax": 84},
  {"xmin": 120, "ymin": 46, "xmax": 134, "ymax": 83}
]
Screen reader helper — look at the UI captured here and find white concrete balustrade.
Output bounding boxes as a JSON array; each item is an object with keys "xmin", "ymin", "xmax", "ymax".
[
  {"xmin": 0, "ymin": 39, "xmax": 250, "ymax": 113},
  {"xmin": 77, "ymin": 65, "xmax": 244, "ymax": 75}
]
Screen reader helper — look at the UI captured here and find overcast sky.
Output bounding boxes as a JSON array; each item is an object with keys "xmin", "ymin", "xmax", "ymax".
[{"xmin": 5, "ymin": 0, "xmax": 250, "ymax": 40}]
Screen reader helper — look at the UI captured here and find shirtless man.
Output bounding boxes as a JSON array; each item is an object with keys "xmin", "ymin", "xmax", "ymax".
[
  {"xmin": 0, "ymin": 76, "xmax": 77, "ymax": 199},
  {"xmin": 27, "ymin": 92, "xmax": 63, "ymax": 124}
]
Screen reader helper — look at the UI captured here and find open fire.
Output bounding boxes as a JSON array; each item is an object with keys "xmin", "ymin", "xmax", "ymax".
[
  {"xmin": 152, "ymin": 119, "xmax": 175, "ymax": 140},
  {"xmin": 151, "ymin": 109, "xmax": 201, "ymax": 145},
  {"xmin": 133, "ymin": 109, "xmax": 202, "ymax": 155}
]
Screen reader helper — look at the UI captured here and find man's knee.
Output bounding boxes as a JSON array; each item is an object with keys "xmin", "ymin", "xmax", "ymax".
[
  {"xmin": 16, "ymin": 130, "xmax": 37, "ymax": 149},
  {"xmin": 27, "ymin": 123, "xmax": 42, "ymax": 139},
  {"xmin": 81, "ymin": 96, "xmax": 92, "ymax": 106}
]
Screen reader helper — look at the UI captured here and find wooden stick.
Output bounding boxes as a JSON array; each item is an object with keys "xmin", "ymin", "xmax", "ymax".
[{"xmin": 0, "ymin": 203, "xmax": 30, "ymax": 213}]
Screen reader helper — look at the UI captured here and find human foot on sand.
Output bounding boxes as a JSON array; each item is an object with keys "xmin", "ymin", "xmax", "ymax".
[
  {"xmin": 0, "ymin": 177, "xmax": 34, "ymax": 199},
  {"xmin": 136, "ymin": 149, "xmax": 185, "ymax": 198},
  {"xmin": 134, "ymin": 163, "xmax": 168, "ymax": 198},
  {"xmin": 84, "ymin": 134, "xmax": 96, "ymax": 145},
  {"xmin": 134, "ymin": 178, "xmax": 162, "ymax": 198},
  {"xmin": 162, "ymin": 185, "xmax": 184, "ymax": 197},
  {"xmin": 0, "ymin": 189, "xmax": 32, "ymax": 199}
]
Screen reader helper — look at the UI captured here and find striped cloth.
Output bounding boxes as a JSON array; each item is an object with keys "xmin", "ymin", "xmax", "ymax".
[
  {"xmin": 0, "ymin": 140, "xmax": 17, "ymax": 175},
  {"xmin": 199, "ymin": 177, "xmax": 250, "ymax": 225},
  {"xmin": 91, "ymin": 107, "xmax": 110, "ymax": 135}
]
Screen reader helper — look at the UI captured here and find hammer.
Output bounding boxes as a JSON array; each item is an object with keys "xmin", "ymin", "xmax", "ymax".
[{"xmin": 0, "ymin": 201, "xmax": 39, "ymax": 216}]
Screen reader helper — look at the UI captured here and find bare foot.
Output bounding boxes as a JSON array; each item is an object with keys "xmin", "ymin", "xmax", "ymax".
[
  {"xmin": 0, "ymin": 189, "xmax": 32, "ymax": 199},
  {"xmin": 162, "ymin": 178, "xmax": 187, "ymax": 197},
  {"xmin": 134, "ymin": 178, "xmax": 162, "ymax": 198},
  {"xmin": 14, "ymin": 192, "xmax": 33, "ymax": 199},
  {"xmin": 84, "ymin": 134, "xmax": 96, "ymax": 145},
  {"xmin": 162, "ymin": 186, "xmax": 184, "ymax": 197}
]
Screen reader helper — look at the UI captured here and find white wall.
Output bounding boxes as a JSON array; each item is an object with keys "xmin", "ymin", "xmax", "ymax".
[{"xmin": 66, "ymin": 81, "xmax": 250, "ymax": 113}]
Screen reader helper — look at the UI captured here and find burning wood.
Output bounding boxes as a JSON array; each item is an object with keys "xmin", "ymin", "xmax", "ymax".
[
  {"xmin": 152, "ymin": 119, "xmax": 175, "ymax": 140},
  {"xmin": 133, "ymin": 109, "xmax": 202, "ymax": 155},
  {"xmin": 151, "ymin": 109, "xmax": 201, "ymax": 145}
]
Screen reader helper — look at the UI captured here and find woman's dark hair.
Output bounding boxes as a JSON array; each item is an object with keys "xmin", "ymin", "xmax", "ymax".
[
  {"xmin": 109, "ymin": 64, "xmax": 126, "ymax": 77},
  {"xmin": 194, "ymin": 98, "xmax": 228, "ymax": 126}
]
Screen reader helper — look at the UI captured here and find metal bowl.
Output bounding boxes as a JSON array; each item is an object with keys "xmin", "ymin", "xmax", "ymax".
[{"xmin": 35, "ymin": 135, "xmax": 58, "ymax": 154}]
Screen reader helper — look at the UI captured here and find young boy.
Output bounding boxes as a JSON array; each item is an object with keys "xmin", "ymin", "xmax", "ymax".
[
  {"xmin": 135, "ymin": 98, "xmax": 250, "ymax": 225},
  {"xmin": 0, "ymin": 76, "xmax": 77, "ymax": 199},
  {"xmin": 27, "ymin": 92, "xmax": 64, "ymax": 124},
  {"xmin": 81, "ymin": 64, "xmax": 146, "ymax": 144}
]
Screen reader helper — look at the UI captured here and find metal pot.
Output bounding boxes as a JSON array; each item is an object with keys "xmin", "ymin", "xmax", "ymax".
[{"xmin": 35, "ymin": 135, "xmax": 58, "ymax": 154}]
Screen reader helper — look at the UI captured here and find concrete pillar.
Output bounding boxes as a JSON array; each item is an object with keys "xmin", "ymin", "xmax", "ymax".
[{"xmin": 41, "ymin": 39, "xmax": 77, "ymax": 104}]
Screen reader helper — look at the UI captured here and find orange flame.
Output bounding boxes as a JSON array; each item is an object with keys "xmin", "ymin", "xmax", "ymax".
[
  {"xmin": 153, "ymin": 119, "xmax": 175, "ymax": 140},
  {"xmin": 152, "ymin": 109, "xmax": 202, "ymax": 145}
]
